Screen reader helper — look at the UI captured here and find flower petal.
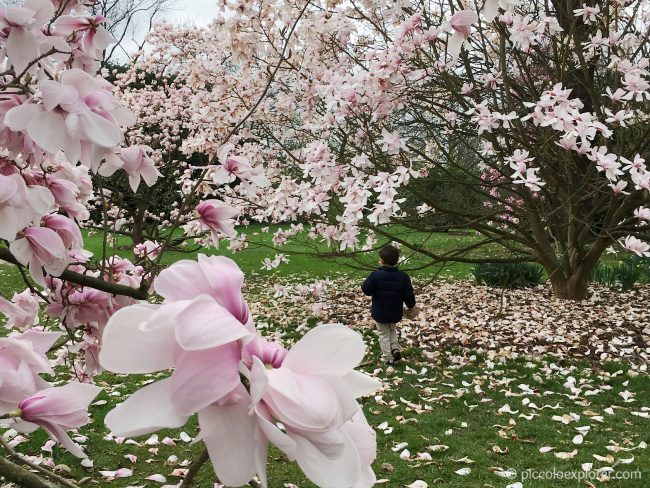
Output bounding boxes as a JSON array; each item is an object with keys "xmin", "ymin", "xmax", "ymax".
[
  {"xmin": 198, "ymin": 394, "xmax": 260, "ymax": 486},
  {"xmin": 99, "ymin": 303, "xmax": 175, "ymax": 374},
  {"xmin": 27, "ymin": 111, "xmax": 66, "ymax": 154},
  {"xmin": 174, "ymin": 295, "xmax": 249, "ymax": 351},
  {"xmin": 170, "ymin": 343, "xmax": 241, "ymax": 416},
  {"xmin": 104, "ymin": 378, "xmax": 188, "ymax": 437},
  {"xmin": 283, "ymin": 324, "xmax": 366, "ymax": 375},
  {"xmin": 291, "ymin": 429, "xmax": 362, "ymax": 487}
]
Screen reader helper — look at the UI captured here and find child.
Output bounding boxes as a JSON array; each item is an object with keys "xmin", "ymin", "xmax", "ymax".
[{"xmin": 361, "ymin": 244, "xmax": 416, "ymax": 365}]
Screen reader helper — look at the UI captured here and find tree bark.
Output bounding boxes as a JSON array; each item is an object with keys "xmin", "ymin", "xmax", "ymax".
[
  {"xmin": 0, "ymin": 457, "xmax": 61, "ymax": 488},
  {"xmin": 549, "ymin": 273, "xmax": 590, "ymax": 300}
]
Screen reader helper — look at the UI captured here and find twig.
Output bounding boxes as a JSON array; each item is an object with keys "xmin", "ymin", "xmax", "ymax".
[
  {"xmin": 0, "ymin": 437, "xmax": 80, "ymax": 488},
  {"xmin": 0, "ymin": 248, "xmax": 148, "ymax": 300},
  {"xmin": 0, "ymin": 457, "xmax": 60, "ymax": 488},
  {"xmin": 178, "ymin": 447, "xmax": 209, "ymax": 487}
]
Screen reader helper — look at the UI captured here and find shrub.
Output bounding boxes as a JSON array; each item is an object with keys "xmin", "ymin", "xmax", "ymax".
[
  {"xmin": 589, "ymin": 258, "xmax": 643, "ymax": 291},
  {"xmin": 473, "ymin": 262, "xmax": 544, "ymax": 289}
]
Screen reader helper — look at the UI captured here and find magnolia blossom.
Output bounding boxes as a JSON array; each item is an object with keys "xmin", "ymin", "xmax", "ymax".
[
  {"xmin": 9, "ymin": 226, "xmax": 68, "ymax": 285},
  {"xmin": 633, "ymin": 206, "xmax": 650, "ymax": 222},
  {"xmin": 0, "ymin": 0, "xmax": 54, "ymax": 74},
  {"xmin": 53, "ymin": 14, "xmax": 115, "ymax": 59},
  {"xmin": 0, "ymin": 173, "xmax": 54, "ymax": 241},
  {"xmin": 134, "ymin": 240, "xmax": 161, "ymax": 261},
  {"xmin": 0, "ymin": 329, "xmax": 63, "ymax": 416},
  {"xmin": 213, "ymin": 144, "xmax": 269, "ymax": 187},
  {"xmin": 0, "ymin": 290, "xmax": 40, "ymax": 330},
  {"xmin": 117, "ymin": 145, "xmax": 161, "ymax": 192},
  {"xmin": 448, "ymin": 10, "xmax": 478, "ymax": 61},
  {"xmin": 99, "ymin": 257, "xmax": 379, "ymax": 487},
  {"xmin": 621, "ymin": 236, "xmax": 650, "ymax": 257},
  {"xmin": 42, "ymin": 214, "xmax": 83, "ymax": 250},
  {"xmin": 196, "ymin": 200, "xmax": 239, "ymax": 241},
  {"xmin": 378, "ymin": 129, "xmax": 406, "ymax": 155},
  {"xmin": 17, "ymin": 382, "xmax": 102, "ymax": 458},
  {"xmin": 4, "ymin": 69, "xmax": 135, "ymax": 163},
  {"xmin": 246, "ymin": 327, "xmax": 380, "ymax": 487}
]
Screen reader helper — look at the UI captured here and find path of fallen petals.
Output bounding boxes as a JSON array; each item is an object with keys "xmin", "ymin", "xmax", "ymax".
[
  {"xmin": 260, "ymin": 277, "xmax": 650, "ymax": 370},
  {"xmin": 1, "ymin": 276, "xmax": 648, "ymax": 487}
]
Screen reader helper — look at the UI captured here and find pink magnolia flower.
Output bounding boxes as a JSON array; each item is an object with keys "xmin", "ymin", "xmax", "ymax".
[
  {"xmin": 42, "ymin": 214, "xmax": 83, "ymax": 250},
  {"xmin": 134, "ymin": 240, "xmax": 161, "ymax": 260},
  {"xmin": 621, "ymin": 236, "xmax": 650, "ymax": 257},
  {"xmin": 484, "ymin": 0, "xmax": 519, "ymax": 19},
  {"xmin": 0, "ymin": 289, "xmax": 40, "ymax": 331},
  {"xmin": 213, "ymin": 144, "xmax": 269, "ymax": 187},
  {"xmin": 17, "ymin": 382, "xmax": 102, "ymax": 458},
  {"xmin": 0, "ymin": 0, "xmax": 54, "ymax": 74},
  {"xmin": 53, "ymin": 15, "xmax": 115, "ymax": 59},
  {"xmin": 117, "ymin": 145, "xmax": 161, "ymax": 192},
  {"xmin": 4, "ymin": 69, "xmax": 135, "ymax": 162},
  {"xmin": 196, "ymin": 200, "xmax": 239, "ymax": 241},
  {"xmin": 242, "ymin": 326, "xmax": 380, "ymax": 487},
  {"xmin": 154, "ymin": 254, "xmax": 253, "ymax": 327},
  {"xmin": 634, "ymin": 206, "xmax": 650, "ymax": 222},
  {"xmin": 100, "ymin": 257, "xmax": 254, "ymax": 433},
  {"xmin": 9, "ymin": 226, "xmax": 68, "ymax": 285},
  {"xmin": 378, "ymin": 129, "xmax": 406, "ymax": 155},
  {"xmin": 47, "ymin": 175, "xmax": 89, "ymax": 220},
  {"xmin": 0, "ymin": 329, "xmax": 63, "ymax": 415},
  {"xmin": 448, "ymin": 10, "xmax": 478, "ymax": 61},
  {"xmin": 0, "ymin": 173, "xmax": 54, "ymax": 241}
]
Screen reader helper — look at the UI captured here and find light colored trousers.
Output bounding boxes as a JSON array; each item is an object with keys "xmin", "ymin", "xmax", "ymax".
[{"xmin": 375, "ymin": 322, "xmax": 400, "ymax": 361}]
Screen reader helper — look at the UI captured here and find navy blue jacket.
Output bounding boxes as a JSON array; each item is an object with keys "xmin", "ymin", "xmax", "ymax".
[{"xmin": 361, "ymin": 266, "xmax": 416, "ymax": 323}]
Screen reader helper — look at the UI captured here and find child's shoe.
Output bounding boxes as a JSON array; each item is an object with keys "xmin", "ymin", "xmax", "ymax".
[{"xmin": 392, "ymin": 349, "xmax": 402, "ymax": 362}]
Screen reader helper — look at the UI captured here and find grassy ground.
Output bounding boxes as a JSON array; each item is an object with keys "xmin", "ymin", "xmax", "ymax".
[
  {"xmin": 1, "ymin": 232, "xmax": 648, "ymax": 487},
  {"xmin": 3, "ymin": 317, "xmax": 648, "ymax": 488},
  {"xmin": 80, "ymin": 225, "xmax": 487, "ymax": 280}
]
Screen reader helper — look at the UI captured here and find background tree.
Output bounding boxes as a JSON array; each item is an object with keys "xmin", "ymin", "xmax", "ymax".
[{"xmin": 131, "ymin": 0, "xmax": 649, "ymax": 299}]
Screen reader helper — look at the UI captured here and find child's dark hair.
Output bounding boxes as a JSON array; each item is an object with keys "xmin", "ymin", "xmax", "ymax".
[{"xmin": 379, "ymin": 245, "xmax": 400, "ymax": 266}]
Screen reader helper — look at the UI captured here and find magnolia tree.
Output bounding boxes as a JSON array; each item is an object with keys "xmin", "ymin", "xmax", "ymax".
[
  {"xmin": 0, "ymin": 1, "xmax": 378, "ymax": 487},
  {"xmin": 121, "ymin": 0, "xmax": 650, "ymax": 299}
]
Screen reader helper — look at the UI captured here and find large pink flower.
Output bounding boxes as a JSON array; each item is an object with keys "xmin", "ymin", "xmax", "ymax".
[
  {"xmin": 42, "ymin": 214, "xmax": 83, "ymax": 250},
  {"xmin": 9, "ymin": 226, "xmax": 68, "ymax": 285},
  {"xmin": 100, "ymin": 257, "xmax": 254, "ymax": 437},
  {"xmin": 196, "ymin": 199, "xmax": 239, "ymax": 241},
  {"xmin": 0, "ymin": 0, "xmax": 54, "ymax": 74},
  {"xmin": 0, "ymin": 329, "xmax": 63, "ymax": 416},
  {"xmin": 213, "ymin": 144, "xmax": 269, "ymax": 187},
  {"xmin": 4, "ymin": 69, "xmax": 135, "ymax": 162},
  {"xmin": 53, "ymin": 14, "xmax": 115, "ymax": 59},
  {"xmin": 246, "ymin": 325, "xmax": 380, "ymax": 487},
  {"xmin": 116, "ymin": 145, "xmax": 161, "ymax": 192},
  {"xmin": 17, "ymin": 382, "xmax": 102, "ymax": 458},
  {"xmin": 0, "ymin": 289, "xmax": 40, "ymax": 331},
  {"xmin": 0, "ymin": 173, "xmax": 54, "ymax": 241},
  {"xmin": 448, "ymin": 10, "xmax": 479, "ymax": 61},
  {"xmin": 154, "ymin": 254, "xmax": 252, "ymax": 327}
]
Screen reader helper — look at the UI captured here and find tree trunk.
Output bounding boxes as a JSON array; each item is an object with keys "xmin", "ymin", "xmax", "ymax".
[{"xmin": 549, "ymin": 273, "xmax": 590, "ymax": 300}]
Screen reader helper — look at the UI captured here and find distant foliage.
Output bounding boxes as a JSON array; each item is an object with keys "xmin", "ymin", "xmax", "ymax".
[
  {"xmin": 589, "ymin": 257, "xmax": 647, "ymax": 291},
  {"xmin": 473, "ymin": 262, "xmax": 544, "ymax": 289}
]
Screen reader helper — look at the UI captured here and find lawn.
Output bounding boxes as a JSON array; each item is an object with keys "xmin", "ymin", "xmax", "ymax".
[{"xmin": 1, "ymin": 232, "xmax": 648, "ymax": 488}]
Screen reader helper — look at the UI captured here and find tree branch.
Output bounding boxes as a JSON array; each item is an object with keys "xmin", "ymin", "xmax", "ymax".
[
  {"xmin": 0, "ymin": 248, "xmax": 148, "ymax": 300},
  {"xmin": 0, "ymin": 457, "xmax": 61, "ymax": 488}
]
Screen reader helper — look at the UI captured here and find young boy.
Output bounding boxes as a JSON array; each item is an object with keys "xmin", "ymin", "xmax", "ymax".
[{"xmin": 361, "ymin": 244, "xmax": 416, "ymax": 365}]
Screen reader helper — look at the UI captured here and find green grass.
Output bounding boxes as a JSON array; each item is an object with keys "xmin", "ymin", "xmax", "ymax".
[
  {"xmin": 3, "ymin": 324, "xmax": 648, "ymax": 487},
  {"xmin": 78, "ymin": 225, "xmax": 487, "ymax": 281}
]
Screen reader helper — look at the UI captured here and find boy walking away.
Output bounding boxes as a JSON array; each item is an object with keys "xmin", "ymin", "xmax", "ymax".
[{"xmin": 361, "ymin": 244, "xmax": 416, "ymax": 365}]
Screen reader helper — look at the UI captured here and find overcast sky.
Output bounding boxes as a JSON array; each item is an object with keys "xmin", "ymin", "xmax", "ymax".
[{"xmin": 161, "ymin": 0, "xmax": 218, "ymax": 27}]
